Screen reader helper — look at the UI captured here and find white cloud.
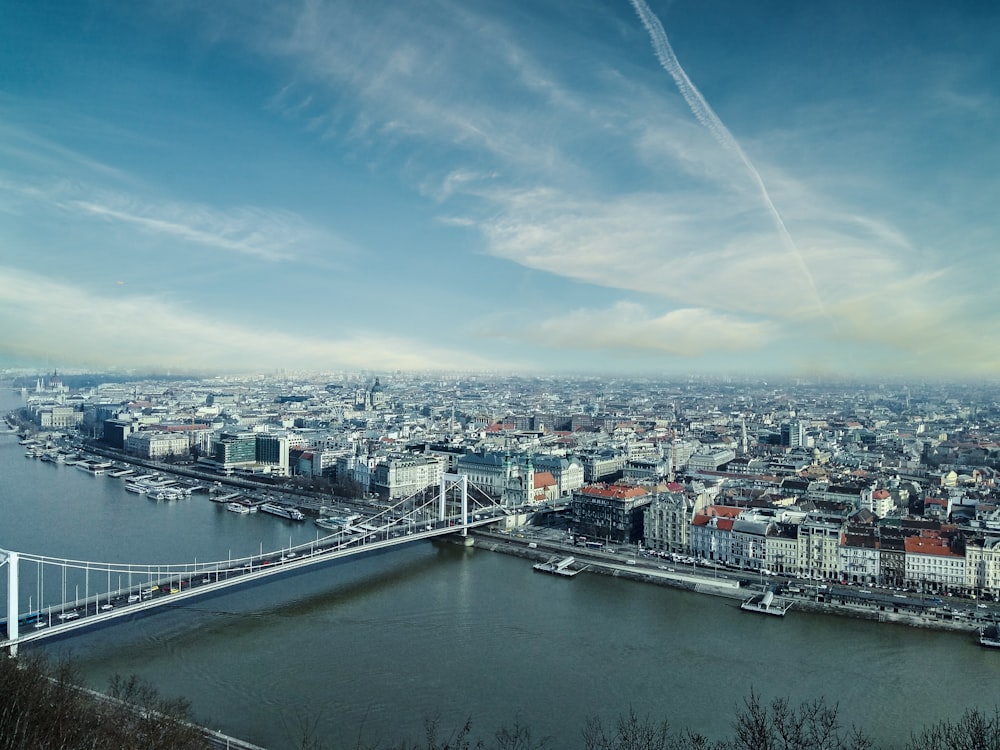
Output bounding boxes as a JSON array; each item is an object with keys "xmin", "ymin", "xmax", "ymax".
[
  {"xmin": 0, "ymin": 173, "xmax": 351, "ymax": 263},
  {"xmin": 532, "ymin": 303, "xmax": 777, "ymax": 356},
  {"xmin": 0, "ymin": 267, "xmax": 499, "ymax": 373},
  {"xmin": 68, "ymin": 197, "xmax": 316, "ymax": 262}
]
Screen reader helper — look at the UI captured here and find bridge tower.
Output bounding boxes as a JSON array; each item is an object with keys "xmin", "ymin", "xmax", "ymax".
[
  {"xmin": 438, "ymin": 473, "xmax": 469, "ymax": 536},
  {"xmin": 1, "ymin": 550, "xmax": 19, "ymax": 653}
]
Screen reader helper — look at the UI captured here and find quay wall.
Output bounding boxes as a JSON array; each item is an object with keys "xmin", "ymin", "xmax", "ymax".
[{"xmin": 473, "ymin": 532, "xmax": 981, "ymax": 637}]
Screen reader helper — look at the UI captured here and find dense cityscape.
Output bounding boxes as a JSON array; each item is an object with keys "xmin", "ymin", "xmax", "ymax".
[{"xmin": 10, "ymin": 371, "xmax": 1000, "ymax": 612}]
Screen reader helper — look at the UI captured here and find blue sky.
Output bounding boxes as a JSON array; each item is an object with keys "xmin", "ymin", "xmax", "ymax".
[{"xmin": 1, "ymin": 0, "xmax": 997, "ymax": 378}]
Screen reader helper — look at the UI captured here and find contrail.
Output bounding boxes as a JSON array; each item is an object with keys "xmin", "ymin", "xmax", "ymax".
[{"xmin": 629, "ymin": 0, "xmax": 827, "ymax": 318}]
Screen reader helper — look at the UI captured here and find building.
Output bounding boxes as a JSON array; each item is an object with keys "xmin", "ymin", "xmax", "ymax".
[
  {"xmin": 532, "ymin": 455, "xmax": 585, "ymax": 497},
  {"xmin": 729, "ymin": 515, "xmax": 770, "ymax": 571},
  {"xmin": 878, "ymin": 528, "xmax": 906, "ymax": 588},
  {"xmin": 103, "ymin": 419, "xmax": 135, "ymax": 450},
  {"xmin": 255, "ymin": 434, "xmax": 290, "ymax": 477},
  {"xmin": 125, "ymin": 430, "xmax": 191, "ymax": 460},
  {"xmin": 372, "ymin": 453, "xmax": 443, "ymax": 500},
  {"xmin": 687, "ymin": 448, "xmax": 736, "ymax": 473},
  {"xmin": 781, "ymin": 421, "xmax": 805, "ymax": 448},
  {"xmin": 201, "ymin": 431, "xmax": 289, "ymax": 476},
  {"xmin": 765, "ymin": 523, "xmax": 799, "ymax": 576},
  {"xmin": 213, "ymin": 432, "xmax": 256, "ymax": 469},
  {"xmin": 839, "ymin": 530, "xmax": 880, "ymax": 584},
  {"xmin": 623, "ymin": 457, "xmax": 672, "ymax": 483},
  {"xmin": 797, "ymin": 514, "xmax": 845, "ymax": 580},
  {"xmin": 644, "ymin": 491, "xmax": 695, "ymax": 553},
  {"xmin": 572, "ymin": 484, "xmax": 652, "ymax": 544},
  {"xmin": 965, "ymin": 535, "xmax": 1000, "ymax": 599},
  {"xmin": 690, "ymin": 506, "xmax": 741, "ymax": 564},
  {"xmin": 904, "ymin": 533, "xmax": 965, "ymax": 594},
  {"xmin": 578, "ymin": 450, "xmax": 627, "ymax": 483},
  {"xmin": 454, "ymin": 451, "xmax": 515, "ymax": 498},
  {"xmin": 33, "ymin": 404, "xmax": 83, "ymax": 430}
]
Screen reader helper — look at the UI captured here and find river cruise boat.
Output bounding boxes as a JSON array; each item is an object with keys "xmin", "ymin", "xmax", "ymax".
[
  {"xmin": 740, "ymin": 590, "xmax": 791, "ymax": 617},
  {"xmin": 260, "ymin": 502, "xmax": 306, "ymax": 521},
  {"xmin": 315, "ymin": 514, "xmax": 360, "ymax": 532},
  {"xmin": 226, "ymin": 501, "xmax": 254, "ymax": 514}
]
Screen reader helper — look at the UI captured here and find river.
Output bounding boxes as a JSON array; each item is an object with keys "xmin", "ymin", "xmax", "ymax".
[{"xmin": 2, "ymin": 388, "xmax": 998, "ymax": 749}]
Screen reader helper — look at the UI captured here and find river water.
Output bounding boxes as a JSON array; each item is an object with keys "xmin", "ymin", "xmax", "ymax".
[{"xmin": 2, "ymin": 389, "xmax": 998, "ymax": 749}]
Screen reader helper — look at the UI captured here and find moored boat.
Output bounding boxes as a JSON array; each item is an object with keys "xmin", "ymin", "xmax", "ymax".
[
  {"xmin": 980, "ymin": 623, "xmax": 1000, "ymax": 648},
  {"xmin": 740, "ymin": 590, "xmax": 791, "ymax": 617},
  {"xmin": 315, "ymin": 514, "xmax": 360, "ymax": 532},
  {"xmin": 260, "ymin": 502, "xmax": 305, "ymax": 521}
]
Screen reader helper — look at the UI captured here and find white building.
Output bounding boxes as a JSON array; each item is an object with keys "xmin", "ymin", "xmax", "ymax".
[{"xmin": 125, "ymin": 430, "xmax": 191, "ymax": 460}]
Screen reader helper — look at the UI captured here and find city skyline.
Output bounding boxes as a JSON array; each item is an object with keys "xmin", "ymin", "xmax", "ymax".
[{"xmin": 2, "ymin": 1, "xmax": 998, "ymax": 378}]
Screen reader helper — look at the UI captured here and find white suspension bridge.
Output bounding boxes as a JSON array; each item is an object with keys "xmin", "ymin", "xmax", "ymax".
[{"xmin": 1, "ymin": 473, "xmax": 509, "ymax": 655}]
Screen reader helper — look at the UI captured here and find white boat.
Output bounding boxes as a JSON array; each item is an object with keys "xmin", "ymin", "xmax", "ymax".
[
  {"xmin": 227, "ymin": 501, "xmax": 252, "ymax": 514},
  {"xmin": 740, "ymin": 590, "xmax": 791, "ymax": 617},
  {"xmin": 260, "ymin": 502, "xmax": 305, "ymax": 521},
  {"xmin": 315, "ymin": 514, "xmax": 360, "ymax": 532}
]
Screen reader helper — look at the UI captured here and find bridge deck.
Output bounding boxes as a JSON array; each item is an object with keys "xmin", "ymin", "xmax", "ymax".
[{"xmin": 2, "ymin": 513, "xmax": 504, "ymax": 649}]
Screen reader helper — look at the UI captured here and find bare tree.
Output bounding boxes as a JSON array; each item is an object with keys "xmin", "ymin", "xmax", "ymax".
[{"xmin": 903, "ymin": 708, "xmax": 1000, "ymax": 750}]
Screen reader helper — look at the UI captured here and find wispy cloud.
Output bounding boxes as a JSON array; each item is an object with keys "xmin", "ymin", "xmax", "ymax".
[
  {"xmin": 532, "ymin": 303, "xmax": 777, "ymax": 356},
  {"xmin": 0, "ymin": 267, "xmax": 499, "ymax": 373},
  {"xmin": 68, "ymin": 195, "xmax": 322, "ymax": 262},
  {"xmin": 0, "ymin": 173, "xmax": 349, "ymax": 263}
]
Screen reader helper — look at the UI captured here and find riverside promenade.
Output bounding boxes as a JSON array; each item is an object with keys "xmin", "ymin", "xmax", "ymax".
[{"xmin": 473, "ymin": 529, "xmax": 988, "ymax": 637}]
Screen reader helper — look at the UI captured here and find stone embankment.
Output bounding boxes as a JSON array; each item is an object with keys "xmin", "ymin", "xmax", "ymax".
[{"xmin": 472, "ymin": 531, "xmax": 984, "ymax": 638}]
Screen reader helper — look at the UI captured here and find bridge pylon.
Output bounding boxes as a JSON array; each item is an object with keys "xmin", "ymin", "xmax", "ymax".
[
  {"xmin": 1, "ymin": 549, "xmax": 19, "ymax": 654},
  {"xmin": 439, "ymin": 473, "xmax": 469, "ymax": 535}
]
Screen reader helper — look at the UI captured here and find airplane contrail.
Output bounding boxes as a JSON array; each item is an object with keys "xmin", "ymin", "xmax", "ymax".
[{"xmin": 629, "ymin": 0, "xmax": 828, "ymax": 318}]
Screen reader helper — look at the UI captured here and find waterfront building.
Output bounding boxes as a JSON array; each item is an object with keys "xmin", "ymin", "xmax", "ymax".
[
  {"xmin": 904, "ymin": 532, "xmax": 966, "ymax": 593},
  {"xmin": 213, "ymin": 431, "xmax": 256, "ymax": 468},
  {"xmin": 335, "ymin": 452, "xmax": 377, "ymax": 493},
  {"xmin": 124, "ymin": 430, "xmax": 191, "ymax": 460},
  {"xmin": 797, "ymin": 513, "xmax": 846, "ymax": 580},
  {"xmin": 729, "ymin": 513, "xmax": 770, "ymax": 571},
  {"xmin": 571, "ymin": 484, "xmax": 651, "ymax": 544},
  {"xmin": 643, "ymin": 491, "xmax": 695, "ymax": 553},
  {"xmin": 297, "ymin": 448, "xmax": 343, "ymax": 479},
  {"xmin": 877, "ymin": 527, "xmax": 907, "ymax": 588},
  {"xmin": 689, "ymin": 506, "xmax": 741, "ymax": 563},
  {"xmin": 532, "ymin": 471, "xmax": 559, "ymax": 503},
  {"xmin": 103, "ymin": 418, "xmax": 135, "ymax": 450},
  {"xmin": 256, "ymin": 434, "xmax": 290, "ymax": 477},
  {"xmin": 32, "ymin": 404, "xmax": 83, "ymax": 430},
  {"xmin": 765, "ymin": 522, "xmax": 799, "ymax": 576},
  {"xmin": 839, "ymin": 529, "xmax": 880, "ymax": 584},
  {"xmin": 965, "ymin": 535, "xmax": 1000, "ymax": 598}
]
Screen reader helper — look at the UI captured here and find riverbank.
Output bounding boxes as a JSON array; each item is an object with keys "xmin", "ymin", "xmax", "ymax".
[{"xmin": 471, "ymin": 530, "xmax": 984, "ymax": 638}]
